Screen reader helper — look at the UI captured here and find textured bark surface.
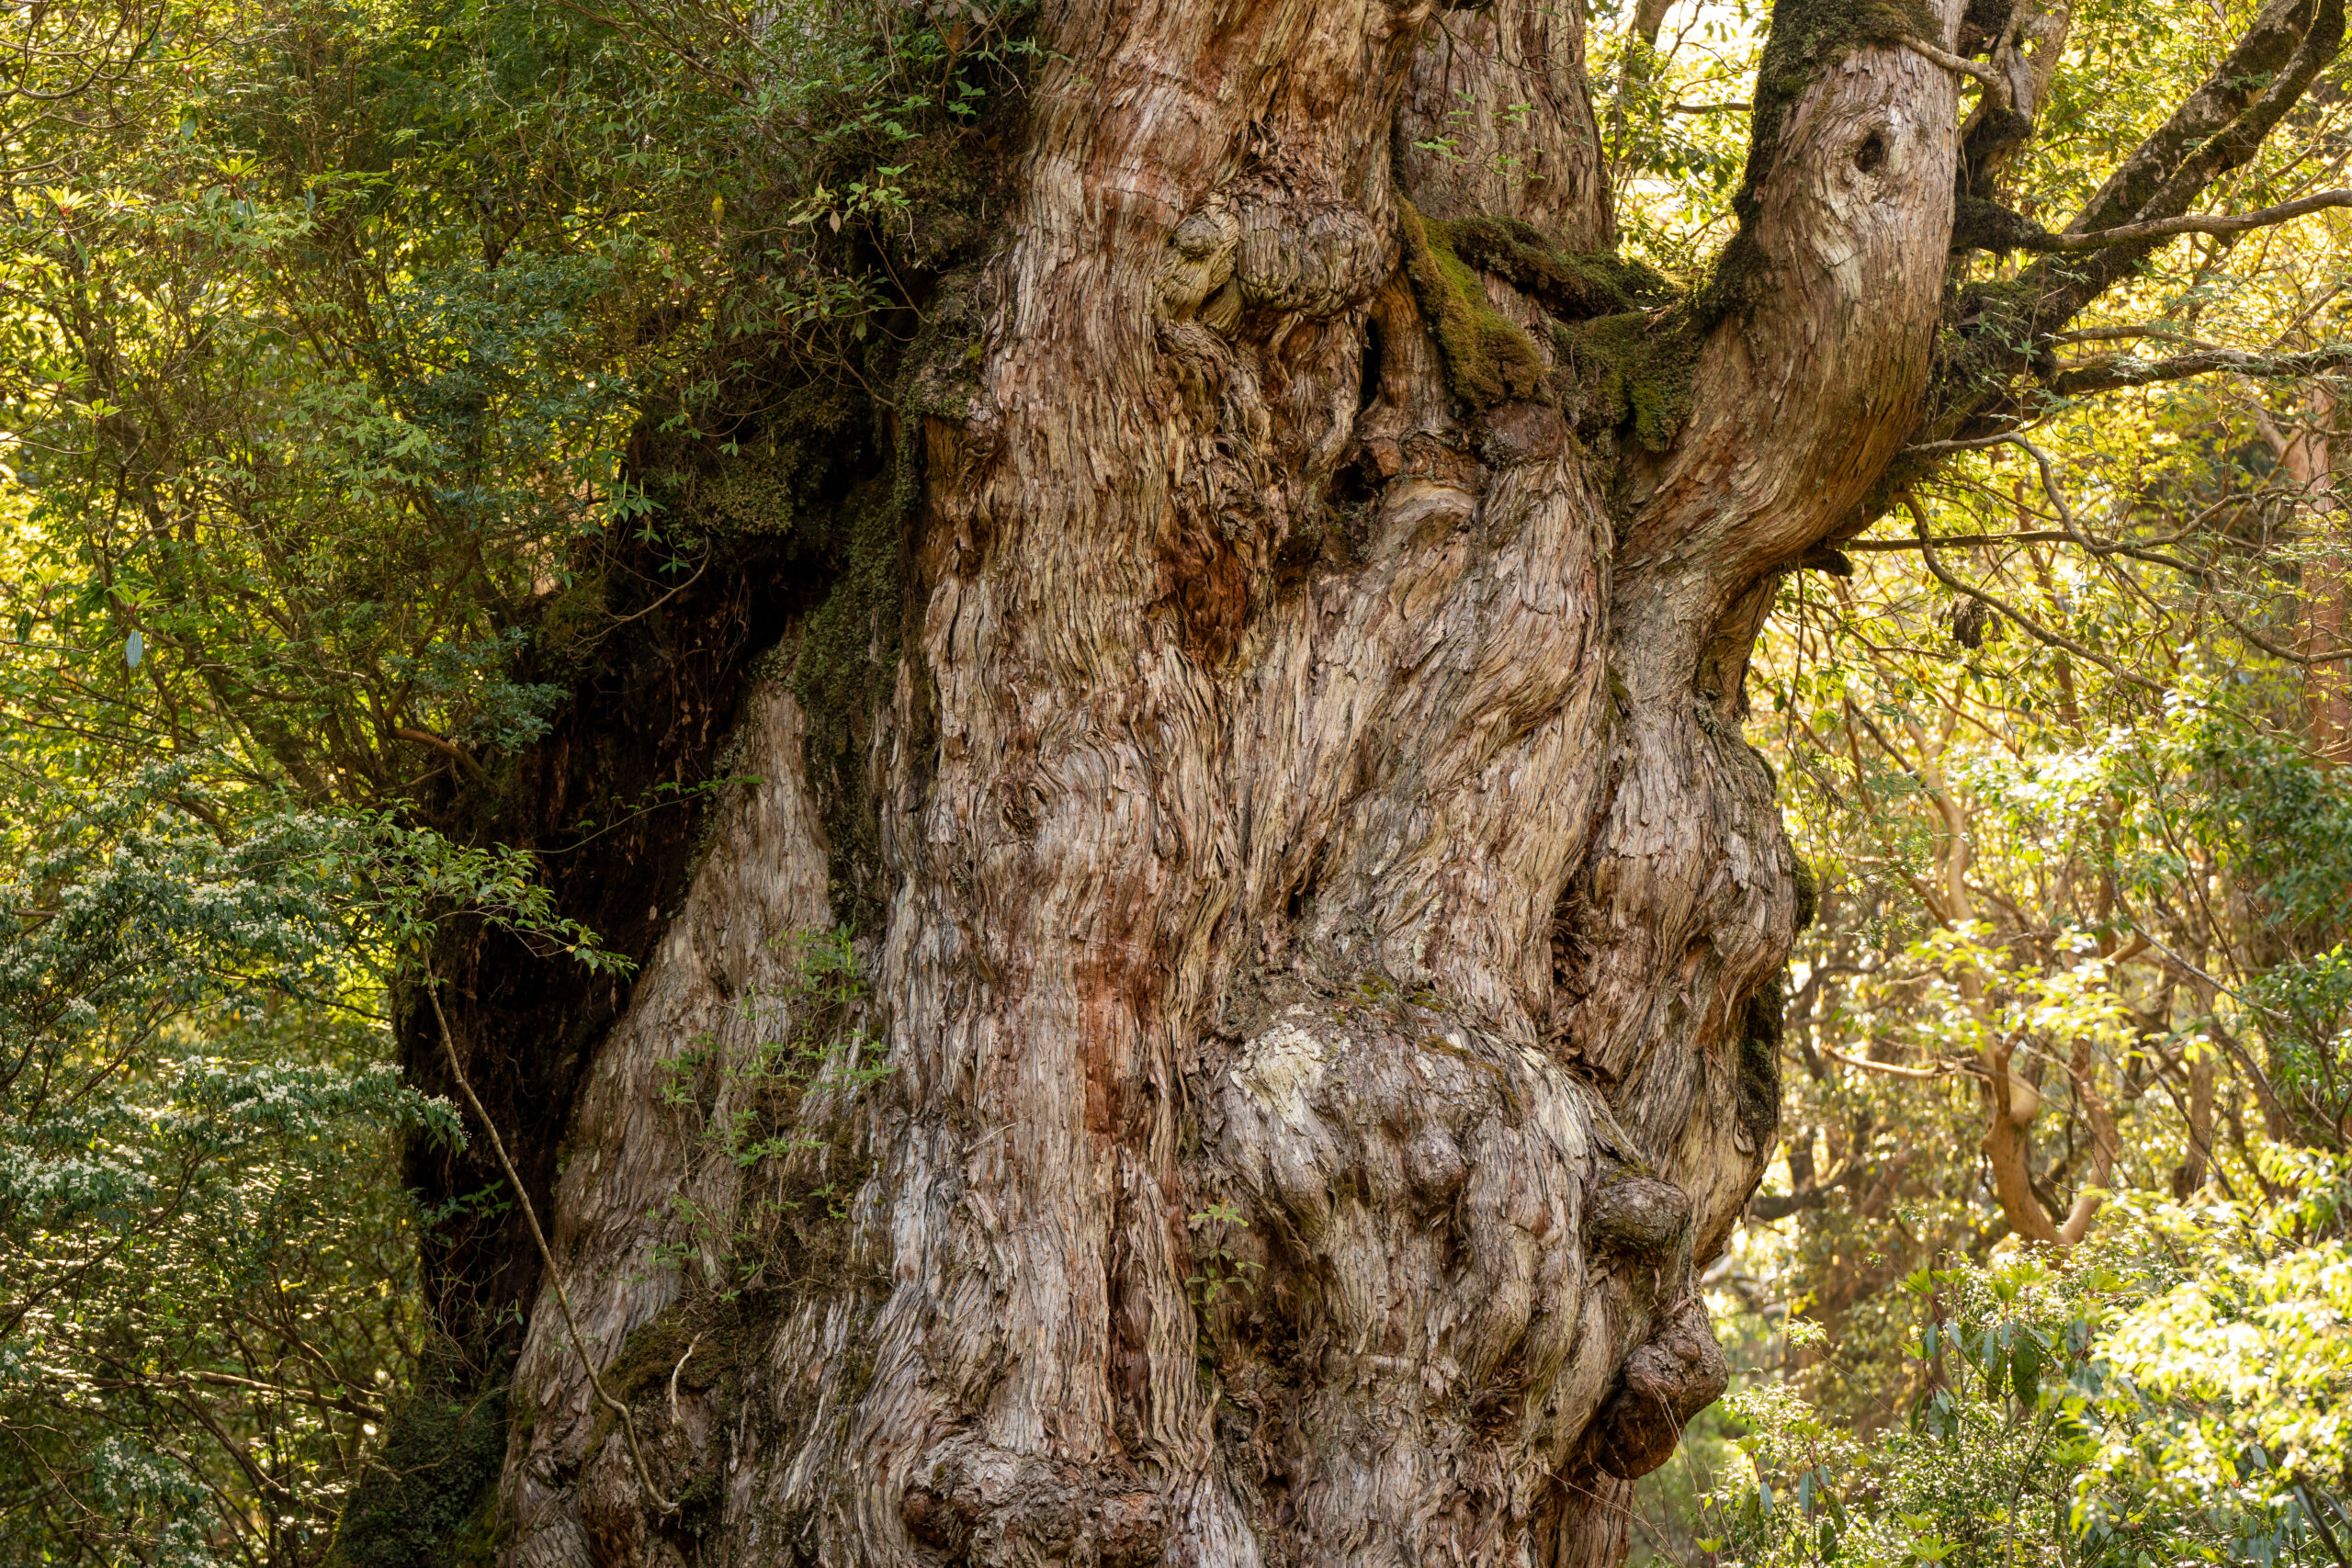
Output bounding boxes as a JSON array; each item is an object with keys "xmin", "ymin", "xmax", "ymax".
[
  {"xmin": 493, "ymin": 1, "xmax": 1974, "ymax": 1563},
  {"xmin": 502, "ymin": 681, "xmax": 837, "ymax": 1562}
]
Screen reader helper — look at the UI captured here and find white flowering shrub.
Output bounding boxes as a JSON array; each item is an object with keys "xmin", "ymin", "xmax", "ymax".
[{"xmin": 0, "ymin": 764, "xmax": 615, "ymax": 1565}]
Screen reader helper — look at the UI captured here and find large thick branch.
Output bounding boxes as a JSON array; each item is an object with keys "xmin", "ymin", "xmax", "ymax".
[
  {"xmin": 1623, "ymin": 2, "xmax": 1963, "ymax": 614},
  {"xmin": 2067, "ymin": 0, "xmax": 2340, "ymax": 241},
  {"xmin": 2024, "ymin": 0, "xmax": 2345, "ymax": 333},
  {"xmin": 1983, "ymin": 1060, "xmax": 2066, "ymax": 1247},
  {"xmin": 2054, "ymin": 1036, "xmax": 2120, "ymax": 1245},
  {"xmin": 1665, "ymin": 0, "xmax": 2346, "ymax": 570}
]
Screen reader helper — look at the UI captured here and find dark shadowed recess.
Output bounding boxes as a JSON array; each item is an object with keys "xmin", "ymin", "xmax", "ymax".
[{"xmin": 390, "ymin": 388, "xmax": 899, "ymax": 1371}]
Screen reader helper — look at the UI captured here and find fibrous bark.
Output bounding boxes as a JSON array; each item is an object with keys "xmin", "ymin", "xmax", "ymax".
[{"xmin": 461, "ymin": 0, "xmax": 2262, "ymax": 1562}]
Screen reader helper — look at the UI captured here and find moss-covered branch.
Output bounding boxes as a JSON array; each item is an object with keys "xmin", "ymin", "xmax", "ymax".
[
  {"xmin": 1398, "ymin": 201, "xmax": 1695, "ymax": 446},
  {"xmin": 1398, "ymin": 201, "xmax": 1548, "ymax": 408}
]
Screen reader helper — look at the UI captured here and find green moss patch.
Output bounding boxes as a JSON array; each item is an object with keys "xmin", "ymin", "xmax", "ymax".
[
  {"xmin": 1551, "ymin": 309, "xmax": 1706, "ymax": 454},
  {"xmin": 583, "ymin": 1167, "xmax": 880, "ymax": 1450},
  {"xmin": 1399, "ymin": 200, "xmax": 1547, "ymax": 409},
  {"xmin": 1399, "ymin": 201, "xmax": 1695, "ymax": 436},
  {"xmin": 333, "ymin": 1384, "xmax": 505, "ymax": 1568},
  {"xmin": 590, "ymin": 1291, "xmax": 771, "ymax": 1454},
  {"xmin": 1792, "ymin": 855, "xmax": 1820, "ymax": 933},
  {"xmin": 1950, "ymin": 193, "xmax": 2052, "ymax": 257},
  {"xmin": 1444, "ymin": 216, "xmax": 1676, "ymax": 320}
]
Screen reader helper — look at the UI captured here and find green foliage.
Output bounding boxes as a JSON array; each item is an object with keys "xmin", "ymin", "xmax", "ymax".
[
  {"xmin": 2167, "ymin": 716, "xmax": 2352, "ymax": 943},
  {"xmin": 0, "ymin": 0, "xmax": 1034, "ymax": 818},
  {"xmin": 1709, "ymin": 1160, "xmax": 2352, "ymax": 1568},
  {"xmin": 0, "ymin": 768, "xmax": 433, "ymax": 1562},
  {"xmin": 2251, "ymin": 947, "xmax": 2352, "ymax": 1136},
  {"xmin": 651, "ymin": 926, "xmax": 887, "ymax": 1300},
  {"xmin": 2086, "ymin": 1154, "xmax": 2352, "ymax": 1543},
  {"xmin": 0, "ymin": 714, "xmax": 650, "ymax": 1562},
  {"xmin": 1184, "ymin": 1200, "xmax": 1264, "ymax": 1311},
  {"xmin": 1591, "ymin": 0, "xmax": 1765, "ymax": 271},
  {"xmin": 0, "ymin": 0, "xmax": 1030, "ymax": 1556}
]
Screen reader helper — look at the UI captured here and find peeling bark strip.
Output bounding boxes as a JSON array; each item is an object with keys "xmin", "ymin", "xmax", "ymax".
[{"xmin": 469, "ymin": 0, "xmax": 2323, "ymax": 1562}]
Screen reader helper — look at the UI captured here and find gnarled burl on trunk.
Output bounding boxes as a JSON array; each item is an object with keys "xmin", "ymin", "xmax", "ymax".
[{"xmin": 422, "ymin": 0, "xmax": 2343, "ymax": 1562}]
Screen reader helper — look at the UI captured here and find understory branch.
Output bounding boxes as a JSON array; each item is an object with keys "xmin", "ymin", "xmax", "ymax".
[
  {"xmin": 2051, "ymin": 341, "xmax": 2352, "ymax": 395},
  {"xmin": 2033, "ymin": 187, "xmax": 2352, "ymax": 252},
  {"xmin": 1902, "ymin": 499, "xmax": 2161, "ymax": 694}
]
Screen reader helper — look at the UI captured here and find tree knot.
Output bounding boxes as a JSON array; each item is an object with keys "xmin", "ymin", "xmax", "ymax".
[
  {"xmin": 900, "ymin": 1438, "xmax": 1167, "ymax": 1567},
  {"xmin": 1583, "ymin": 1299, "xmax": 1730, "ymax": 1480},
  {"xmin": 1584, "ymin": 1173, "xmax": 1693, "ymax": 1257}
]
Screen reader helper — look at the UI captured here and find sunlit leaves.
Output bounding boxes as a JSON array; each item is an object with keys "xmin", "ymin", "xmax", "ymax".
[{"xmin": 1708, "ymin": 1202, "xmax": 2352, "ymax": 1567}]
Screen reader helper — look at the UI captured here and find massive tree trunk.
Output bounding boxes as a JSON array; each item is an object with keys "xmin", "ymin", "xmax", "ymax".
[{"xmin": 481, "ymin": 0, "xmax": 1961, "ymax": 1562}]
